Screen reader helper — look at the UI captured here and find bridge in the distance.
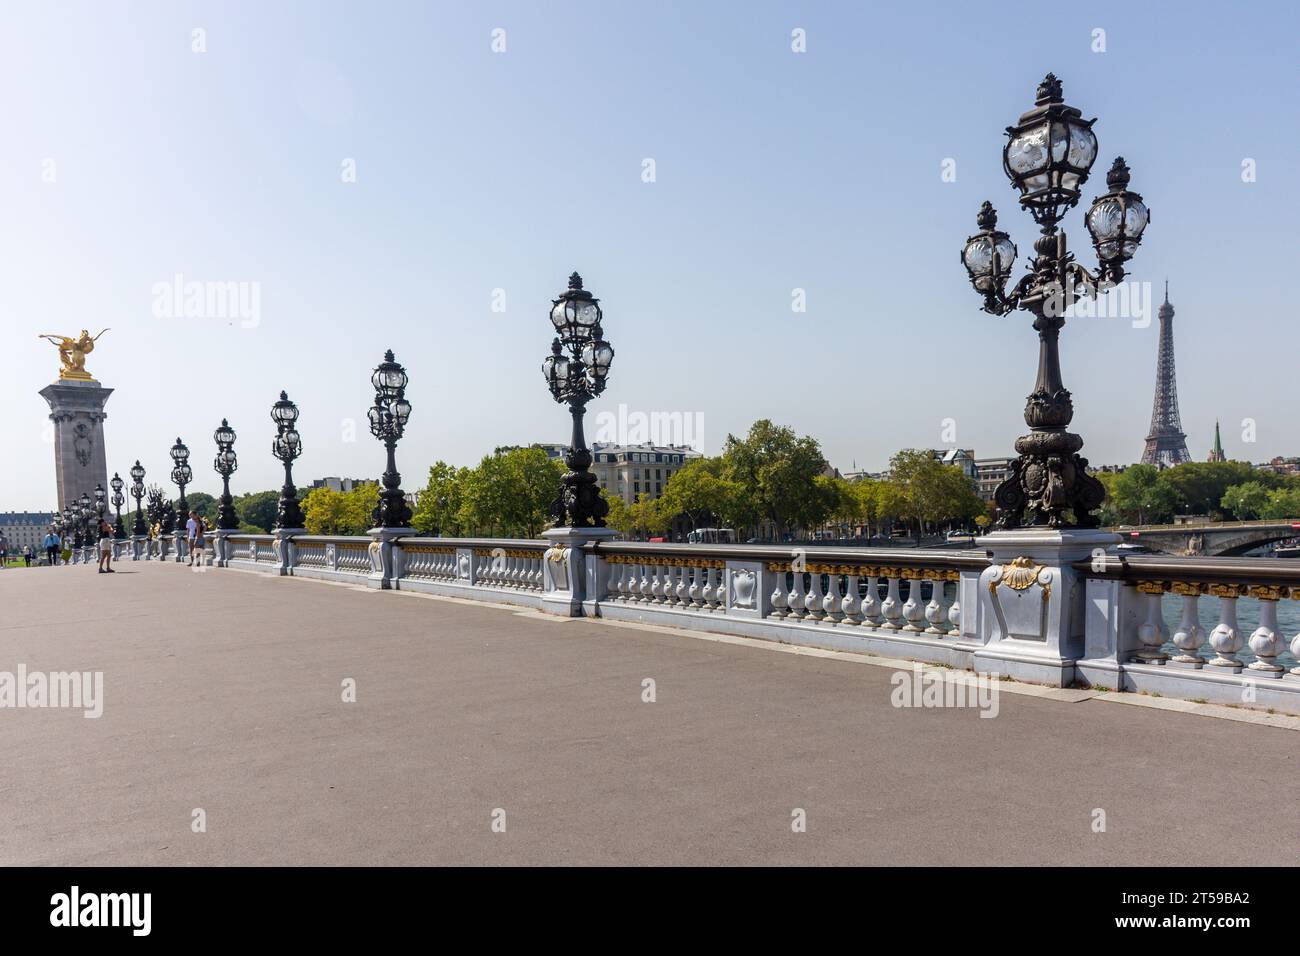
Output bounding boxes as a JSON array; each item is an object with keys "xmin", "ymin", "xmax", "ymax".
[{"xmin": 1109, "ymin": 519, "xmax": 1300, "ymax": 557}]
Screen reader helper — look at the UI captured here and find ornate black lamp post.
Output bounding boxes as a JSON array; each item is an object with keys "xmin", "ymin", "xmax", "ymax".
[
  {"xmin": 78, "ymin": 492, "xmax": 92, "ymax": 556},
  {"xmin": 542, "ymin": 272, "xmax": 614, "ymax": 527},
  {"xmin": 961, "ymin": 74, "xmax": 1149, "ymax": 529},
  {"xmin": 130, "ymin": 461, "xmax": 147, "ymax": 536},
  {"xmin": 368, "ymin": 351, "xmax": 413, "ymax": 528},
  {"xmin": 213, "ymin": 419, "xmax": 240, "ymax": 530},
  {"xmin": 93, "ymin": 483, "xmax": 107, "ymax": 517},
  {"xmin": 170, "ymin": 438, "xmax": 192, "ymax": 524},
  {"xmin": 271, "ymin": 391, "xmax": 304, "ymax": 529},
  {"xmin": 110, "ymin": 473, "xmax": 127, "ymax": 539}
]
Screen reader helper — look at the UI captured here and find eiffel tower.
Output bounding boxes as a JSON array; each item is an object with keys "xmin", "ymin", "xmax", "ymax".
[{"xmin": 1140, "ymin": 283, "xmax": 1191, "ymax": 467}]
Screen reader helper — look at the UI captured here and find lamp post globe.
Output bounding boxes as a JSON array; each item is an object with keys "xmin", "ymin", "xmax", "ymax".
[
  {"xmin": 1085, "ymin": 157, "xmax": 1149, "ymax": 283},
  {"xmin": 369, "ymin": 350, "xmax": 413, "ymax": 529},
  {"xmin": 542, "ymin": 271, "xmax": 614, "ymax": 528},
  {"xmin": 960, "ymin": 74, "xmax": 1150, "ymax": 529},
  {"xmin": 270, "ymin": 391, "xmax": 305, "ymax": 529}
]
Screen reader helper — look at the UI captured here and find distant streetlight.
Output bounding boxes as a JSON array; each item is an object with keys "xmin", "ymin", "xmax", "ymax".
[
  {"xmin": 129, "ymin": 461, "xmax": 147, "ymax": 536},
  {"xmin": 270, "ymin": 391, "xmax": 304, "ymax": 529},
  {"xmin": 368, "ymin": 350, "xmax": 413, "ymax": 528},
  {"xmin": 542, "ymin": 272, "xmax": 614, "ymax": 527},
  {"xmin": 110, "ymin": 473, "xmax": 126, "ymax": 539},
  {"xmin": 213, "ymin": 419, "xmax": 240, "ymax": 530}
]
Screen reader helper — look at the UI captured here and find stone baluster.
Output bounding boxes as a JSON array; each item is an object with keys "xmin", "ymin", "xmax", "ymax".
[
  {"xmin": 1134, "ymin": 581, "xmax": 1169, "ymax": 663},
  {"xmin": 660, "ymin": 564, "xmax": 676, "ymax": 605},
  {"xmin": 787, "ymin": 568, "xmax": 807, "ymax": 620},
  {"xmin": 821, "ymin": 567, "xmax": 844, "ymax": 623},
  {"xmin": 1247, "ymin": 586, "xmax": 1284, "ymax": 675},
  {"xmin": 804, "ymin": 568, "xmax": 826, "ymax": 621},
  {"xmin": 770, "ymin": 566, "xmax": 790, "ymax": 618},
  {"xmin": 1170, "ymin": 582, "xmax": 1205, "ymax": 665},
  {"xmin": 1290, "ymin": 586, "xmax": 1300, "ymax": 677},
  {"xmin": 1206, "ymin": 584, "xmax": 1244, "ymax": 670},
  {"xmin": 675, "ymin": 563, "xmax": 690, "ymax": 606},
  {"xmin": 946, "ymin": 572, "xmax": 962, "ymax": 633},
  {"xmin": 840, "ymin": 572, "xmax": 861, "ymax": 625},
  {"xmin": 637, "ymin": 562, "xmax": 653, "ymax": 604},
  {"xmin": 705, "ymin": 566, "xmax": 723, "ymax": 611},
  {"xmin": 611, "ymin": 560, "xmax": 627, "ymax": 602},
  {"xmin": 901, "ymin": 573, "xmax": 925, "ymax": 632},
  {"xmin": 924, "ymin": 576, "xmax": 948, "ymax": 635},
  {"xmin": 860, "ymin": 570, "xmax": 883, "ymax": 627},
  {"xmin": 880, "ymin": 570, "xmax": 903, "ymax": 630},
  {"xmin": 688, "ymin": 562, "xmax": 704, "ymax": 608},
  {"xmin": 620, "ymin": 561, "xmax": 636, "ymax": 603},
  {"xmin": 653, "ymin": 564, "xmax": 667, "ymax": 604}
]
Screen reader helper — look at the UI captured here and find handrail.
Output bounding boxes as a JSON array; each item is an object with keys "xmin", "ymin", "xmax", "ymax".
[
  {"xmin": 587, "ymin": 540, "xmax": 992, "ymax": 571},
  {"xmin": 1077, "ymin": 553, "xmax": 1300, "ymax": 588},
  {"xmin": 394, "ymin": 536, "xmax": 548, "ymax": 550}
]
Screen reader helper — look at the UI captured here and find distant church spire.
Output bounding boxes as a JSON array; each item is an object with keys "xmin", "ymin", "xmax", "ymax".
[
  {"xmin": 1140, "ymin": 284, "xmax": 1191, "ymax": 467},
  {"xmin": 1208, "ymin": 420, "xmax": 1226, "ymax": 463}
]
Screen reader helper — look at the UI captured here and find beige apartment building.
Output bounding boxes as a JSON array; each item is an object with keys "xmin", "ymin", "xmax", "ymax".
[{"xmin": 539, "ymin": 442, "xmax": 702, "ymax": 504}]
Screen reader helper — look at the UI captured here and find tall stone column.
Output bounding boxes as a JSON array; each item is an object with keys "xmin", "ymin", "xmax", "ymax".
[{"xmin": 38, "ymin": 380, "xmax": 113, "ymax": 511}]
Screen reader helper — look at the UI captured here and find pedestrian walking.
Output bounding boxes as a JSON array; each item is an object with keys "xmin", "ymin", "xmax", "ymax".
[
  {"xmin": 22, "ymin": 545, "xmax": 32, "ymax": 567},
  {"xmin": 97, "ymin": 516, "xmax": 116, "ymax": 573},
  {"xmin": 186, "ymin": 511, "xmax": 206, "ymax": 566},
  {"xmin": 43, "ymin": 529, "xmax": 61, "ymax": 567}
]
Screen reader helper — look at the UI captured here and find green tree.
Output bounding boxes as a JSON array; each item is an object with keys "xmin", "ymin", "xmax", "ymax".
[
  {"xmin": 887, "ymin": 450, "xmax": 979, "ymax": 539},
  {"xmin": 851, "ymin": 479, "xmax": 882, "ymax": 539},
  {"xmin": 236, "ymin": 490, "xmax": 280, "ymax": 532},
  {"xmin": 412, "ymin": 462, "xmax": 466, "ymax": 536},
  {"xmin": 457, "ymin": 447, "xmax": 563, "ymax": 538},
  {"xmin": 1262, "ymin": 487, "xmax": 1300, "ymax": 519},
  {"xmin": 303, "ymin": 487, "xmax": 349, "ymax": 534},
  {"xmin": 1220, "ymin": 481, "xmax": 1269, "ymax": 520},
  {"xmin": 185, "ymin": 491, "xmax": 218, "ymax": 521},
  {"xmin": 720, "ymin": 420, "xmax": 830, "ymax": 537},
  {"xmin": 1160, "ymin": 461, "xmax": 1258, "ymax": 517},
  {"xmin": 344, "ymin": 484, "xmax": 380, "ymax": 533},
  {"xmin": 1109, "ymin": 464, "xmax": 1182, "ymax": 525},
  {"xmin": 657, "ymin": 457, "xmax": 746, "ymax": 531}
]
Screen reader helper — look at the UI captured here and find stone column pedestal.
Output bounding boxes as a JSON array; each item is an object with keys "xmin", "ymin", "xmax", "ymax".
[
  {"xmin": 541, "ymin": 526, "xmax": 619, "ymax": 617},
  {"xmin": 272, "ymin": 529, "xmax": 302, "ymax": 576},
  {"xmin": 366, "ymin": 527, "xmax": 407, "ymax": 590},
  {"xmin": 212, "ymin": 530, "xmax": 235, "ymax": 568},
  {"xmin": 38, "ymin": 379, "xmax": 113, "ymax": 511},
  {"xmin": 973, "ymin": 528, "xmax": 1119, "ymax": 686}
]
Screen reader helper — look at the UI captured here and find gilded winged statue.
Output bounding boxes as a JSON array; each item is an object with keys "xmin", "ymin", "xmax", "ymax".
[{"xmin": 38, "ymin": 329, "xmax": 109, "ymax": 381}]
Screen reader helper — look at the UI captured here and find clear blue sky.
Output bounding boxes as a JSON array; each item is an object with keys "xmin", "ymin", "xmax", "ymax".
[{"xmin": 2, "ymin": 0, "xmax": 1296, "ymax": 509}]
